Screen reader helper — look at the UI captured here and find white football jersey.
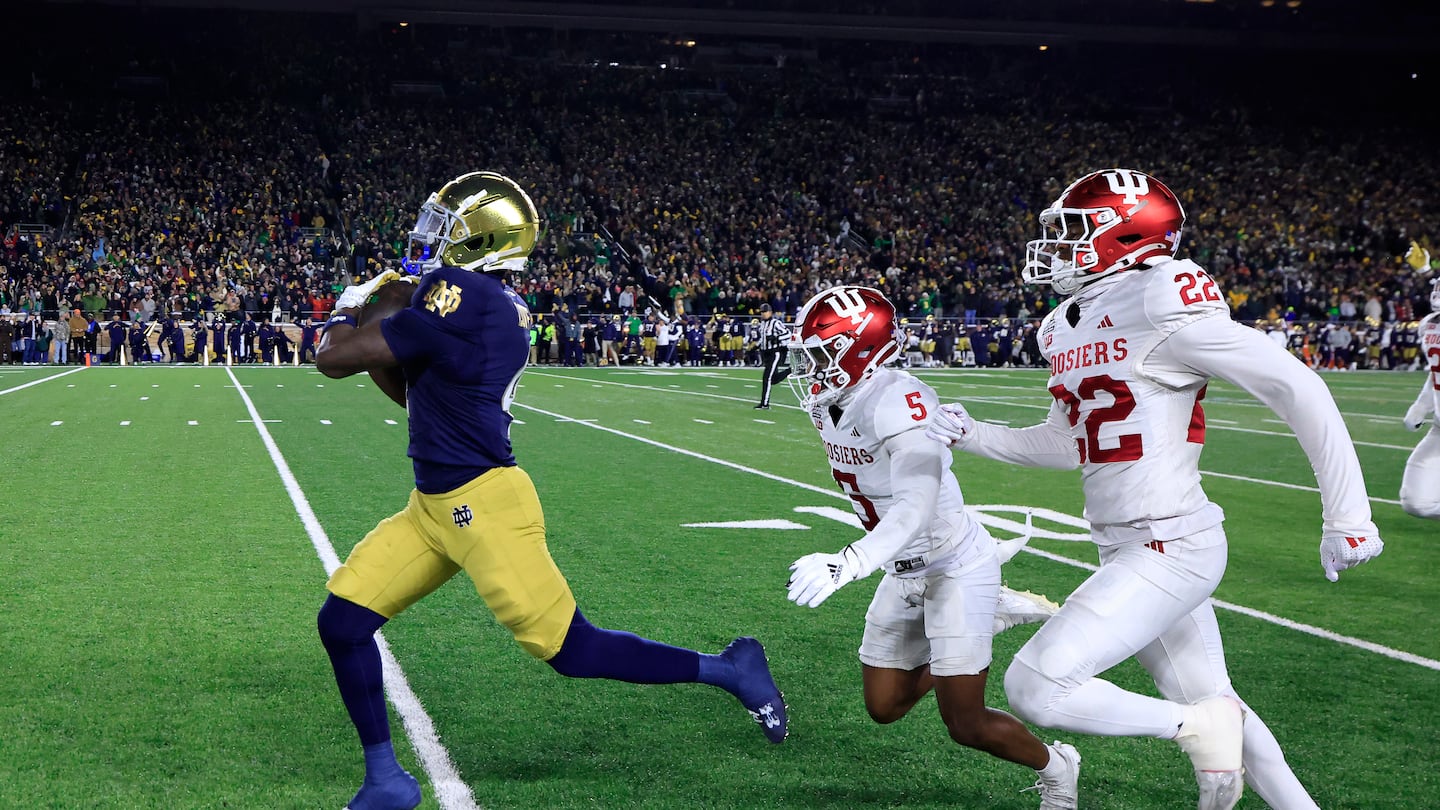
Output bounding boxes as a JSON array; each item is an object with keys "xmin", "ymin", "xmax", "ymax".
[
  {"xmin": 808, "ymin": 367, "xmax": 984, "ymax": 576},
  {"xmin": 1037, "ymin": 259, "xmax": 1222, "ymax": 537},
  {"xmin": 1420, "ymin": 313, "xmax": 1440, "ymax": 420}
]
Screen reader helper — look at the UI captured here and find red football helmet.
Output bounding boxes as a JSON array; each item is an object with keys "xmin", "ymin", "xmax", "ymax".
[
  {"xmin": 1024, "ymin": 168, "xmax": 1186, "ymax": 295},
  {"xmin": 788, "ymin": 286, "xmax": 902, "ymax": 407}
]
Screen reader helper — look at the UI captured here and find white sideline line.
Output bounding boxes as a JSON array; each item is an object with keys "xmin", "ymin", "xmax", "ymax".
[
  {"xmin": 515, "ymin": 401, "xmax": 1439, "ymax": 673},
  {"xmin": 529, "ymin": 372, "xmax": 1406, "ymax": 506},
  {"xmin": 0, "ymin": 365, "xmax": 86, "ymax": 396},
  {"xmin": 225, "ymin": 368, "xmax": 478, "ymax": 810}
]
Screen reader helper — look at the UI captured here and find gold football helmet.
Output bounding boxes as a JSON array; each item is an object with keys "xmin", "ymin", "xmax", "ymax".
[{"xmin": 404, "ymin": 171, "xmax": 538, "ymax": 275}]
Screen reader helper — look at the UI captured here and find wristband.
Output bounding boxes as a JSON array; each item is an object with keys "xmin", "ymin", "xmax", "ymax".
[{"xmin": 323, "ymin": 314, "xmax": 357, "ymax": 332}]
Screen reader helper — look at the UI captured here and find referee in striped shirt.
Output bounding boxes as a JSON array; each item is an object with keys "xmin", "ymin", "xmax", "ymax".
[{"xmin": 754, "ymin": 304, "xmax": 792, "ymax": 409}]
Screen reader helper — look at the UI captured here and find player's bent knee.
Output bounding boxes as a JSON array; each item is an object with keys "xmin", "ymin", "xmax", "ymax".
[
  {"xmin": 316, "ymin": 594, "xmax": 388, "ymax": 649},
  {"xmin": 863, "ymin": 697, "xmax": 910, "ymax": 725},
  {"xmin": 1400, "ymin": 492, "xmax": 1440, "ymax": 520}
]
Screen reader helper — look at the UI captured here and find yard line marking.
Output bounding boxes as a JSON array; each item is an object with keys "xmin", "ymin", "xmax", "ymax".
[
  {"xmin": 518, "ymin": 402, "xmax": 1439, "ymax": 673},
  {"xmin": 633, "ymin": 419, "xmax": 651, "ymax": 425},
  {"xmin": 50, "ymin": 420, "xmax": 63, "ymax": 426},
  {"xmin": 0, "ymin": 366, "xmax": 86, "ymax": 396},
  {"xmin": 236, "ymin": 420, "xmax": 283, "ymax": 423},
  {"xmin": 1199, "ymin": 470, "xmax": 1402, "ymax": 505},
  {"xmin": 694, "ymin": 419, "xmax": 714, "ymax": 425},
  {"xmin": 965, "ymin": 396, "xmax": 1412, "ymax": 450},
  {"xmin": 225, "ymin": 367, "xmax": 478, "ymax": 810},
  {"xmin": 529, "ymin": 373, "xmax": 1404, "ymax": 505},
  {"xmin": 754, "ymin": 419, "xmax": 776, "ymax": 424}
]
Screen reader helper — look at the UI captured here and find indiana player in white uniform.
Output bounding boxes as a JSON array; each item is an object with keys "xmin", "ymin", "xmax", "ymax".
[
  {"xmin": 1401, "ymin": 275, "xmax": 1440, "ymax": 520},
  {"xmin": 926, "ymin": 169, "xmax": 1385, "ymax": 810},
  {"xmin": 783, "ymin": 286, "xmax": 1080, "ymax": 809}
]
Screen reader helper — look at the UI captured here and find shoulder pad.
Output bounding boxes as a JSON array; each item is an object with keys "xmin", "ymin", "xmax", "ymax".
[
  {"xmin": 869, "ymin": 371, "xmax": 939, "ymax": 442},
  {"xmin": 1142, "ymin": 259, "xmax": 1229, "ymax": 334}
]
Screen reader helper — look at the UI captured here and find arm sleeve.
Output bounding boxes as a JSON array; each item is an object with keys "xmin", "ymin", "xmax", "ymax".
[
  {"xmin": 959, "ymin": 401, "xmax": 1082, "ymax": 470},
  {"xmin": 845, "ymin": 429, "xmax": 944, "ymax": 574},
  {"xmin": 1145, "ymin": 314, "xmax": 1374, "ymax": 533}
]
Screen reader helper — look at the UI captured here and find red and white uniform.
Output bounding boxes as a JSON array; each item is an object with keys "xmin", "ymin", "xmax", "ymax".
[
  {"xmin": 813, "ymin": 367, "xmax": 998, "ymax": 676},
  {"xmin": 1401, "ymin": 313, "xmax": 1440, "ymax": 519},
  {"xmin": 974, "ymin": 258, "xmax": 1374, "ymax": 541},
  {"xmin": 960, "ymin": 257, "xmax": 1375, "ymax": 810}
]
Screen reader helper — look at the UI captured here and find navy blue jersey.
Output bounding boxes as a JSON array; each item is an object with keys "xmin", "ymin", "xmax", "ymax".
[{"xmin": 381, "ymin": 266, "xmax": 529, "ymax": 494}]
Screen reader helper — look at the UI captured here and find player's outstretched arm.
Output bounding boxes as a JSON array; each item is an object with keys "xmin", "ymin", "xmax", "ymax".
[
  {"xmin": 1153, "ymin": 316, "xmax": 1383, "ymax": 580},
  {"xmin": 787, "ymin": 429, "xmax": 941, "ymax": 608},
  {"xmin": 927, "ymin": 401, "xmax": 1080, "ymax": 470}
]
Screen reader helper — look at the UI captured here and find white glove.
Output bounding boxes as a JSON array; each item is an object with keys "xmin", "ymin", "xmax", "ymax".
[
  {"xmin": 1320, "ymin": 528, "xmax": 1384, "ymax": 583},
  {"xmin": 787, "ymin": 545, "xmax": 866, "ymax": 608},
  {"xmin": 1404, "ymin": 402, "xmax": 1429, "ymax": 432},
  {"xmin": 335, "ymin": 270, "xmax": 402, "ymax": 312},
  {"xmin": 924, "ymin": 402, "xmax": 976, "ymax": 447}
]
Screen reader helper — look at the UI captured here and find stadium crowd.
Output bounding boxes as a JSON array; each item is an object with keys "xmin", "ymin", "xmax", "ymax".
[{"xmin": 2, "ymin": 18, "xmax": 1434, "ymax": 367}]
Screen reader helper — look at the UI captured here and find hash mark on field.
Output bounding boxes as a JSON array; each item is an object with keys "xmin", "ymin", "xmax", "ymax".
[
  {"xmin": 316, "ymin": 384, "xmax": 325, "ymax": 387},
  {"xmin": 120, "ymin": 421, "xmax": 130, "ymax": 426},
  {"xmin": 694, "ymin": 419, "xmax": 714, "ymax": 425},
  {"xmin": 50, "ymin": 420, "xmax": 63, "ymax": 426},
  {"xmin": 1210, "ymin": 418, "xmax": 1237, "ymax": 424},
  {"xmin": 277, "ymin": 384, "xmax": 284, "ymax": 388},
  {"xmin": 706, "ymin": 384, "xmax": 719, "ymax": 388},
  {"xmin": 633, "ymin": 419, "xmax": 651, "ymax": 425},
  {"xmin": 226, "ymin": 367, "xmax": 479, "ymax": 810},
  {"xmin": 745, "ymin": 384, "xmax": 756, "ymax": 389},
  {"xmin": 110, "ymin": 384, "xmax": 116, "ymax": 387},
  {"xmin": 385, "ymin": 419, "xmax": 398, "ymax": 425},
  {"xmin": 754, "ymin": 419, "xmax": 775, "ymax": 424},
  {"xmin": 669, "ymin": 385, "xmax": 680, "ymax": 388},
  {"xmin": 319, "ymin": 419, "xmax": 332, "ymax": 425},
  {"xmin": 0, "ymin": 366, "xmax": 87, "ymax": 396},
  {"xmin": 67, "ymin": 384, "xmax": 75, "ymax": 388},
  {"xmin": 151, "ymin": 384, "xmax": 159, "ymax": 388},
  {"xmin": 140, "ymin": 396, "xmax": 149, "ymax": 401},
  {"xmin": 512, "ymin": 419, "xmax": 525, "ymax": 425},
  {"xmin": 188, "ymin": 420, "xmax": 198, "ymax": 426}
]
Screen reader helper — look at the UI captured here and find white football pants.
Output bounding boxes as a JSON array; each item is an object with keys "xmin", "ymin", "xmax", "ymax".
[
  {"xmin": 1004, "ymin": 524, "xmax": 1318, "ymax": 809},
  {"xmin": 1401, "ymin": 424, "xmax": 1440, "ymax": 520}
]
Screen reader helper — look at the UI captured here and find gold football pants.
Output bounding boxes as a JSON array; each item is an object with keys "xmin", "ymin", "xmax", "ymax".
[{"xmin": 327, "ymin": 465, "xmax": 577, "ymax": 660}]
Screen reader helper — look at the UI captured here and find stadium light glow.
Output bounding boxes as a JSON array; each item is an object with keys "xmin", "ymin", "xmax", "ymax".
[
  {"xmin": 1038, "ymin": 45, "xmax": 1049, "ymax": 51},
  {"xmin": 398, "ymin": 21, "xmax": 409, "ymax": 27}
]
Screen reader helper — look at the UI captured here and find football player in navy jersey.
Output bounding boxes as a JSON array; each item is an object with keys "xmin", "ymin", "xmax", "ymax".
[{"xmin": 315, "ymin": 172, "xmax": 786, "ymax": 810}]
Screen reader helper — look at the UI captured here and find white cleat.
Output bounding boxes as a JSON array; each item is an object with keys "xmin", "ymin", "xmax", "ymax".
[
  {"xmin": 1175, "ymin": 697, "xmax": 1245, "ymax": 810},
  {"xmin": 1021, "ymin": 741, "xmax": 1080, "ymax": 810},
  {"xmin": 994, "ymin": 586, "xmax": 1060, "ymax": 634}
]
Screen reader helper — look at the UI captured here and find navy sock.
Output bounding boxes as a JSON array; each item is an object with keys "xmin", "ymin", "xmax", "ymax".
[
  {"xmin": 317, "ymin": 594, "xmax": 391, "ymax": 747},
  {"xmin": 362, "ymin": 740, "xmax": 405, "ymax": 783},
  {"xmin": 547, "ymin": 609, "xmax": 701, "ymax": 683}
]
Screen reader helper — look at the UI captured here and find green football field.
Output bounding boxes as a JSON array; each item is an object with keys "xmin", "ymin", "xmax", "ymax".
[{"xmin": 1, "ymin": 362, "xmax": 1435, "ymax": 809}]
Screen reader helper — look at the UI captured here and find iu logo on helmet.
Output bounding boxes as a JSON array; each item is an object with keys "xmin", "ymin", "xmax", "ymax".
[
  {"xmin": 826, "ymin": 287, "xmax": 874, "ymax": 331},
  {"xmin": 1103, "ymin": 169, "xmax": 1150, "ymax": 207}
]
